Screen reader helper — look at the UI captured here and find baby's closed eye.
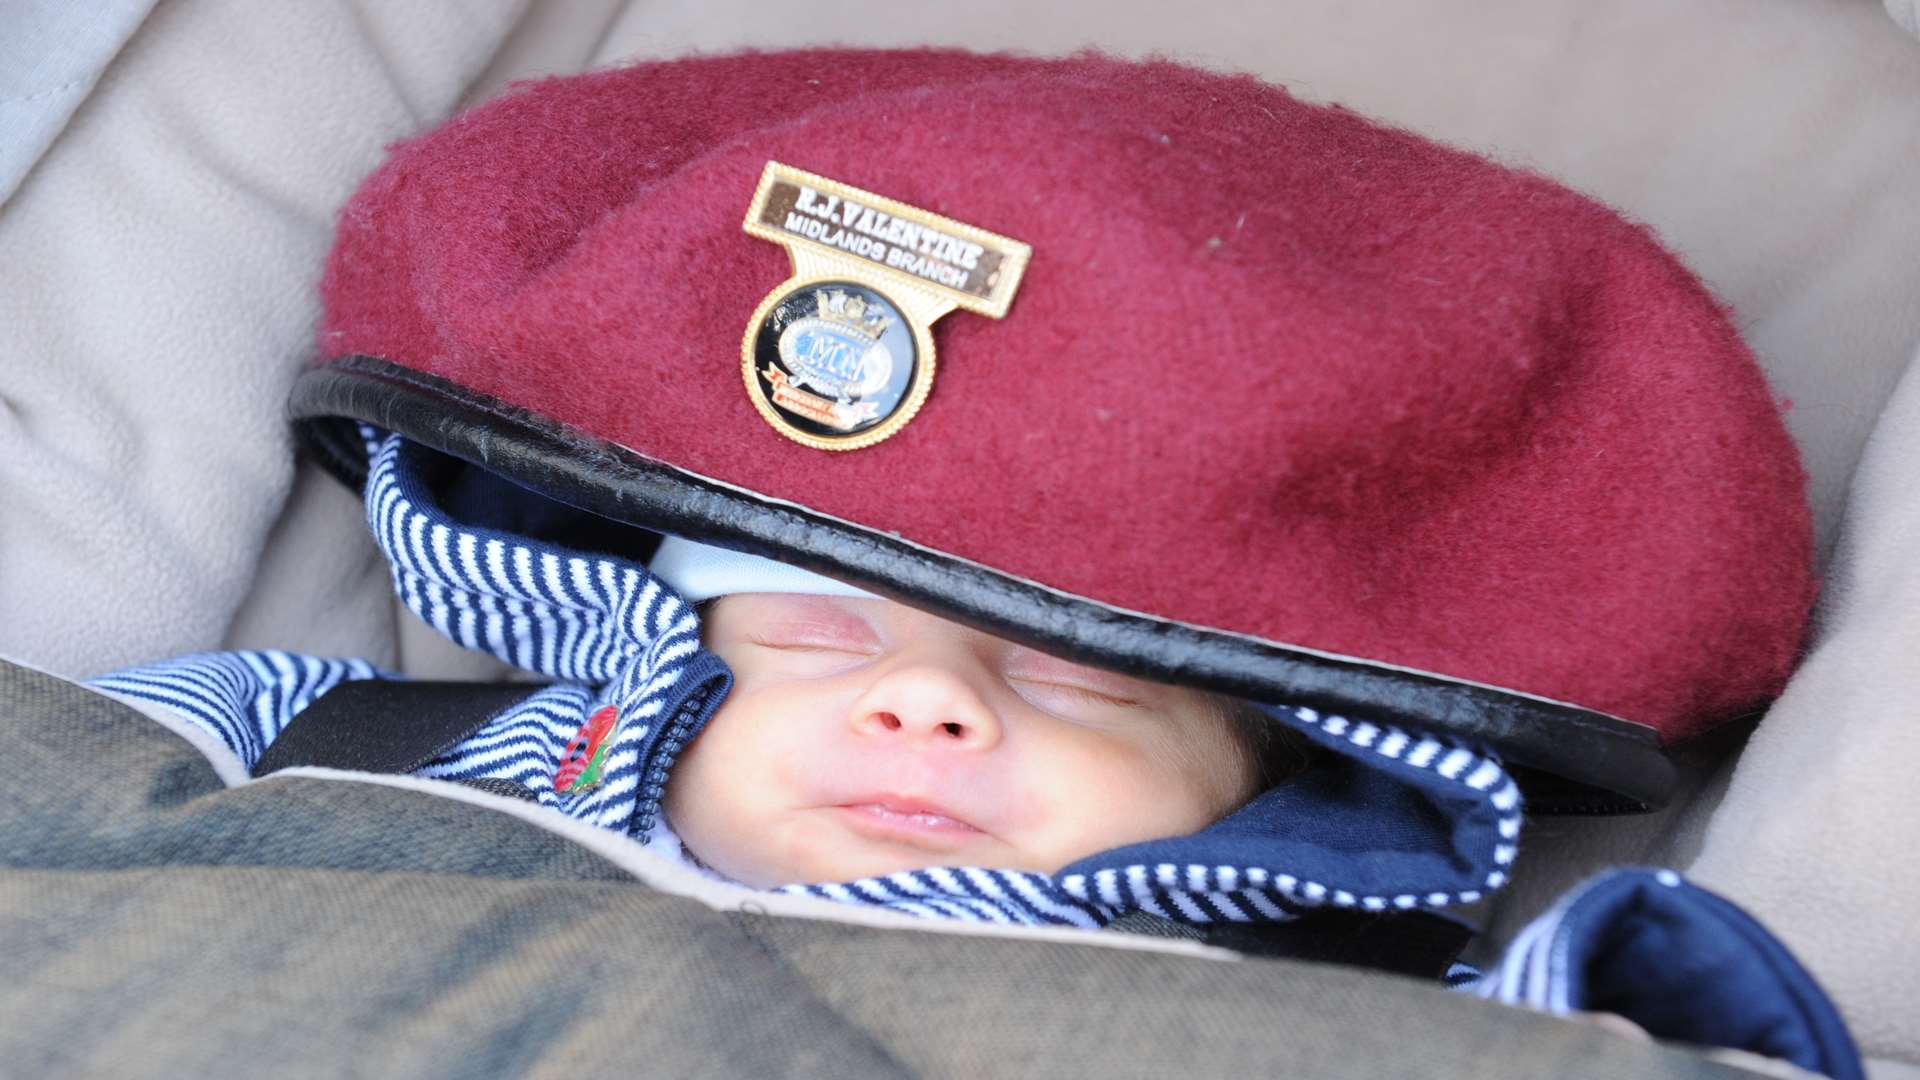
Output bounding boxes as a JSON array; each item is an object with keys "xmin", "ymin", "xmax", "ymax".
[
  {"xmin": 749, "ymin": 630, "xmax": 876, "ymax": 653},
  {"xmin": 745, "ymin": 626, "xmax": 882, "ymax": 679},
  {"xmin": 726, "ymin": 603, "xmax": 886, "ymax": 679},
  {"xmin": 742, "ymin": 596, "xmax": 884, "ymax": 655},
  {"xmin": 1005, "ymin": 677, "xmax": 1147, "ymax": 719},
  {"xmin": 1001, "ymin": 649, "xmax": 1153, "ymax": 712}
]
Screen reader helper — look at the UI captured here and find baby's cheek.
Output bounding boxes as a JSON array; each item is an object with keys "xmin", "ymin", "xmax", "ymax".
[
  {"xmin": 1099, "ymin": 751, "xmax": 1223, "ymax": 841},
  {"xmin": 732, "ymin": 812, "xmax": 848, "ymax": 888},
  {"xmin": 1148, "ymin": 712, "xmax": 1255, "ymax": 816},
  {"xmin": 1013, "ymin": 746, "xmax": 1159, "ymax": 857},
  {"xmin": 771, "ymin": 816, "xmax": 845, "ymax": 884},
  {"xmin": 765, "ymin": 744, "xmax": 814, "ymax": 795}
]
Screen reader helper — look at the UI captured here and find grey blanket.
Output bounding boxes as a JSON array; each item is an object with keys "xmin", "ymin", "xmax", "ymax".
[{"xmin": 0, "ymin": 659, "xmax": 1764, "ymax": 1078}]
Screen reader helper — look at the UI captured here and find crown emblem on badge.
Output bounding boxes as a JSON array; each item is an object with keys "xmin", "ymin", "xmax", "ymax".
[{"xmin": 815, "ymin": 288, "xmax": 892, "ymax": 340}]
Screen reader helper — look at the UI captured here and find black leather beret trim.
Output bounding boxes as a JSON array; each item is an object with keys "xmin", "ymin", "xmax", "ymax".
[{"xmin": 291, "ymin": 355, "xmax": 1677, "ymax": 812}]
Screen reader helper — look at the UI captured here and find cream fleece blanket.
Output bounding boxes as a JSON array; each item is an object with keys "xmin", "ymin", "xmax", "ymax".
[{"xmin": 2, "ymin": 0, "xmax": 1916, "ymax": 1065}]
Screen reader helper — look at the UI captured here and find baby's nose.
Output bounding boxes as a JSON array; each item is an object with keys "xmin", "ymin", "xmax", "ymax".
[
  {"xmin": 848, "ymin": 667, "xmax": 1003, "ymax": 750},
  {"xmin": 860, "ymin": 710, "xmax": 985, "ymax": 744}
]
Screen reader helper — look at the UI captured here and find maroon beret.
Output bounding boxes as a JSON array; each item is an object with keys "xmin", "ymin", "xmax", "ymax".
[{"xmin": 295, "ymin": 47, "xmax": 1816, "ymax": 810}]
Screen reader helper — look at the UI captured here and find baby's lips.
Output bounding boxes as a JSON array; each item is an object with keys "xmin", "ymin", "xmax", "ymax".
[
  {"xmin": 841, "ymin": 798, "xmax": 983, "ymax": 832},
  {"xmin": 823, "ymin": 790, "xmax": 997, "ymax": 840},
  {"xmin": 830, "ymin": 799, "xmax": 997, "ymax": 854}
]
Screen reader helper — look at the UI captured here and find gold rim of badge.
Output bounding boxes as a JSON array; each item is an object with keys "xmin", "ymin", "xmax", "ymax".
[
  {"xmin": 738, "ymin": 276, "xmax": 940, "ymax": 452},
  {"xmin": 739, "ymin": 162, "xmax": 1031, "ymax": 452}
]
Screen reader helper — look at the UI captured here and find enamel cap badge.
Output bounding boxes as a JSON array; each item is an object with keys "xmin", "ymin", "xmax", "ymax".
[{"xmin": 741, "ymin": 162, "xmax": 1031, "ymax": 450}]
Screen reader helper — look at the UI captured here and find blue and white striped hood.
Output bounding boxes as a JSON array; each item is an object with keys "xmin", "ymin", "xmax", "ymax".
[{"xmin": 104, "ymin": 428, "xmax": 1523, "ymax": 930}]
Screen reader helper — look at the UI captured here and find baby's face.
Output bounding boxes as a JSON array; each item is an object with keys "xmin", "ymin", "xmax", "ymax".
[{"xmin": 664, "ymin": 593, "xmax": 1258, "ymax": 888}]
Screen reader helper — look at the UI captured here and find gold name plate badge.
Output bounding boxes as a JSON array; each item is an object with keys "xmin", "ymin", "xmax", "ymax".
[{"xmin": 741, "ymin": 162, "xmax": 1031, "ymax": 450}]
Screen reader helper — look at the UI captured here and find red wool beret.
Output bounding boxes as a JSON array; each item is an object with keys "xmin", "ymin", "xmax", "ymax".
[{"xmin": 296, "ymin": 47, "xmax": 1816, "ymax": 810}]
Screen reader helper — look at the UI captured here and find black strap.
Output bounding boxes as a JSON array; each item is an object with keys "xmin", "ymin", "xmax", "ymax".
[
  {"xmin": 252, "ymin": 679, "xmax": 547, "ymax": 778},
  {"xmin": 1108, "ymin": 909, "xmax": 1475, "ymax": 979},
  {"xmin": 1204, "ymin": 910, "xmax": 1476, "ymax": 978}
]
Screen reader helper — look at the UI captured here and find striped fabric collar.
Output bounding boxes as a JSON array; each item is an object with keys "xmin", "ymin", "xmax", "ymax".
[
  {"xmin": 363, "ymin": 426, "xmax": 726, "ymax": 839},
  {"xmin": 101, "ymin": 429, "xmax": 1524, "ymax": 930}
]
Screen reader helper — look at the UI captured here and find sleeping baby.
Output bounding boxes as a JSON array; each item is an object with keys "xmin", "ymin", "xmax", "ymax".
[{"xmin": 656, "ymin": 538, "xmax": 1313, "ymax": 890}]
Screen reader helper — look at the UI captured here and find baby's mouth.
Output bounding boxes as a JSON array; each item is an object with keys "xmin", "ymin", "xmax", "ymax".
[{"xmin": 830, "ymin": 798, "xmax": 989, "ymax": 850}]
